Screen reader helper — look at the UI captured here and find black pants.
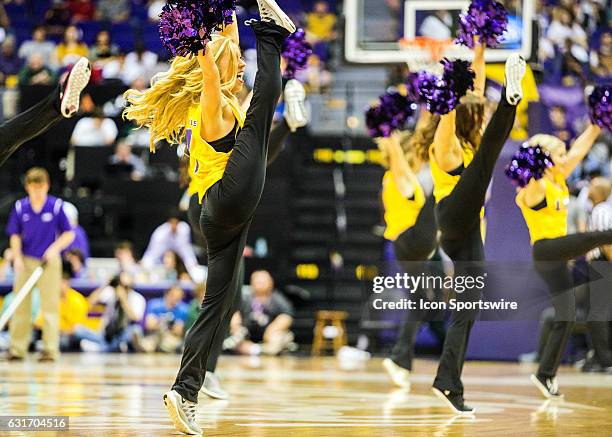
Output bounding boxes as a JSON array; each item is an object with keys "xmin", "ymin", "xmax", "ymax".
[
  {"xmin": 173, "ymin": 21, "xmax": 288, "ymax": 403},
  {"xmin": 0, "ymin": 89, "xmax": 62, "ymax": 167},
  {"xmin": 433, "ymin": 91, "xmax": 517, "ymax": 395},
  {"xmin": 532, "ymin": 231, "xmax": 612, "ymax": 377},
  {"xmin": 390, "ymin": 195, "xmax": 442, "ymax": 370}
]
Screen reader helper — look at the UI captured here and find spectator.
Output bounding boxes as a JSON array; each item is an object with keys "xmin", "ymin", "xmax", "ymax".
[
  {"xmin": 75, "ymin": 273, "xmax": 146, "ymax": 352},
  {"xmin": 70, "ymin": 108, "xmax": 118, "ymax": 146},
  {"xmin": 545, "ymin": 7, "xmax": 588, "ymax": 61},
  {"xmin": 549, "ymin": 105, "xmax": 576, "ymax": 145},
  {"xmin": 65, "ymin": 249, "xmax": 87, "ymax": 279},
  {"xmin": 305, "ymin": 1, "xmax": 337, "ymax": 42},
  {"xmin": 18, "ymin": 26, "xmax": 57, "ymax": 69},
  {"xmin": 133, "ymin": 286, "xmax": 189, "ymax": 353},
  {"xmin": 0, "ymin": 3, "xmax": 8, "ymax": 44},
  {"xmin": 96, "ymin": 0, "xmax": 130, "ymax": 23},
  {"xmin": 4, "ymin": 168, "xmax": 75, "ymax": 362},
  {"xmin": 590, "ymin": 31, "xmax": 611, "ymax": 79},
  {"xmin": 227, "ymin": 271, "xmax": 294, "ymax": 356},
  {"xmin": 56, "ymin": 25, "xmax": 89, "ymax": 67},
  {"xmin": 62, "ymin": 201, "xmax": 90, "ymax": 260},
  {"xmin": 419, "ymin": 11, "xmax": 453, "ymax": 40},
  {"xmin": 159, "ymin": 250, "xmax": 190, "ymax": 282},
  {"xmin": 18, "ymin": 53, "xmax": 56, "ymax": 86},
  {"xmin": 123, "ymin": 43, "xmax": 159, "ymax": 83},
  {"xmin": 44, "ymin": 0, "xmax": 71, "ymax": 38},
  {"xmin": 67, "ymin": 0, "xmax": 96, "ymax": 23},
  {"xmin": 35, "ymin": 269, "xmax": 89, "ymax": 351},
  {"xmin": 90, "ymin": 30, "xmax": 118, "ymax": 63},
  {"xmin": 114, "ymin": 241, "xmax": 141, "ymax": 277},
  {"xmin": 148, "ymin": 0, "xmax": 165, "ymax": 22},
  {"xmin": 0, "ymin": 37, "xmax": 23, "ymax": 86},
  {"xmin": 141, "ymin": 211, "xmax": 199, "ymax": 278},
  {"xmin": 106, "ymin": 139, "xmax": 147, "ymax": 180},
  {"xmin": 185, "ymin": 282, "xmax": 205, "ymax": 331}
]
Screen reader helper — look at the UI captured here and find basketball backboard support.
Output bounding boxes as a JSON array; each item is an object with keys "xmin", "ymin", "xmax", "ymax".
[{"xmin": 344, "ymin": 0, "xmax": 534, "ymax": 65}]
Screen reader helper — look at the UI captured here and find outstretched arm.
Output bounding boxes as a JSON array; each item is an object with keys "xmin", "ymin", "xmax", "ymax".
[
  {"xmin": 563, "ymin": 124, "xmax": 602, "ymax": 178},
  {"xmin": 197, "ymin": 44, "xmax": 224, "ymax": 139},
  {"xmin": 432, "ymin": 110, "xmax": 463, "ymax": 172},
  {"xmin": 220, "ymin": 12, "xmax": 240, "ymax": 46},
  {"xmin": 472, "ymin": 40, "xmax": 486, "ymax": 97},
  {"xmin": 380, "ymin": 134, "xmax": 418, "ymax": 198}
]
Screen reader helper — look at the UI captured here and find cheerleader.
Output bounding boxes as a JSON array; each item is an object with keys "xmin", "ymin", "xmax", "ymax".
[
  {"xmin": 514, "ymin": 126, "xmax": 612, "ymax": 398},
  {"xmin": 0, "ymin": 57, "xmax": 90, "ymax": 167},
  {"xmin": 376, "ymin": 123, "xmax": 441, "ymax": 389},
  {"xmin": 413, "ymin": 40, "xmax": 526, "ymax": 413},
  {"xmin": 124, "ymin": 1, "xmax": 295, "ymax": 433}
]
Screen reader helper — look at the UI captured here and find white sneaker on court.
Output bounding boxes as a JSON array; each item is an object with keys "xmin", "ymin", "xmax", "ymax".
[
  {"xmin": 382, "ymin": 358, "xmax": 411, "ymax": 390},
  {"xmin": 504, "ymin": 53, "xmax": 526, "ymax": 106},
  {"xmin": 284, "ymin": 79, "xmax": 308, "ymax": 132},
  {"xmin": 256, "ymin": 0, "xmax": 296, "ymax": 33},
  {"xmin": 163, "ymin": 390, "xmax": 202, "ymax": 435},
  {"xmin": 200, "ymin": 371, "xmax": 229, "ymax": 400},
  {"xmin": 60, "ymin": 57, "xmax": 91, "ymax": 118}
]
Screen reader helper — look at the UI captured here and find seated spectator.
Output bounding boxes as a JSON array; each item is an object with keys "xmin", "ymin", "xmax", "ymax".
[
  {"xmin": 65, "ymin": 249, "xmax": 87, "ymax": 279},
  {"xmin": 35, "ymin": 269, "xmax": 88, "ymax": 351},
  {"xmin": 591, "ymin": 31, "xmax": 611, "ymax": 79},
  {"xmin": 141, "ymin": 211, "xmax": 198, "ymax": 278},
  {"xmin": 56, "ymin": 25, "xmax": 89, "ymax": 67},
  {"xmin": 132, "ymin": 286, "xmax": 189, "ymax": 353},
  {"xmin": 114, "ymin": 241, "xmax": 141, "ymax": 277},
  {"xmin": 70, "ymin": 108, "xmax": 118, "ymax": 146},
  {"xmin": 148, "ymin": 0, "xmax": 165, "ymax": 22},
  {"xmin": 67, "ymin": 0, "xmax": 96, "ymax": 23},
  {"xmin": 44, "ymin": 1, "xmax": 71, "ymax": 38},
  {"xmin": 96, "ymin": 0, "xmax": 130, "ymax": 23},
  {"xmin": 549, "ymin": 105, "xmax": 576, "ymax": 145},
  {"xmin": 90, "ymin": 30, "xmax": 119, "ymax": 63},
  {"xmin": 0, "ymin": 37, "xmax": 23, "ymax": 86},
  {"xmin": 18, "ymin": 26, "xmax": 57, "ymax": 70},
  {"xmin": 160, "ymin": 250, "xmax": 190, "ymax": 282},
  {"xmin": 226, "ymin": 271, "xmax": 294, "ymax": 356},
  {"xmin": 185, "ymin": 282, "xmax": 205, "ymax": 331},
  {"xmin": 123, "ymin": 43, "xmax": 159, "ymax": 83},
  {"xmin": 306, "ymin": 1, "xmax": 337, "ymax": 42},
  {"xmin": 545, "ymin": 6, "xmax": 588, "ymax": 62},
  {"xmin": 62, "ymin": 201, "xmax": 90, "ymax": 260},
  {"xmin": 18, "ymin": 53, "xmax": 56, "ymax": 86},
  {"xmin": 75, "ymin": 272, "xmax": 146, "ymax": 352},
  {"xmin": 106, "ymin": 139, "xmax": 147, "ymax": 180}
]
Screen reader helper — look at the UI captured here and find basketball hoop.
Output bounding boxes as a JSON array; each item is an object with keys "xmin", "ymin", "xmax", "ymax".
[{"xmin": 399, "ymin": 37, "xmax": 454, "ymax": 74}]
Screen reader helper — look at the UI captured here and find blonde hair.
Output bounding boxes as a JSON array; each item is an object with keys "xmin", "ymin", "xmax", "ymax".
[
  {"xmin": 24, "ymin": 167, "xmax": 50, "ymax": 185},
  {"xmin": 377, "ymin": 131, "xmax": 420, "ymax": 170},
  {"xmin": 123, "ymin": 36, "xmax": 242, "ymax": 150},
  {"xmin": 529, "ymin": 134, "xmax": 566, "ymax": 155}
]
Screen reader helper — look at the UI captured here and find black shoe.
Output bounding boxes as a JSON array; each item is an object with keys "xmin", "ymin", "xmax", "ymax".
[
  {"xmin": 531, "ymin": 374, "xmax": 563, "ymax": 399},
  {"xmin": 432, "ymin": 387, "xmax": 475, "ymax": 414},
  {"xmin": 581, "ymin": 357, "xmax": 602, "ymax": 373}
]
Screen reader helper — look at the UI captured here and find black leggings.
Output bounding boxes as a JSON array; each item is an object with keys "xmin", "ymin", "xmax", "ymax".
[
  {"xmin": 433, "ymin": 91, "xmax": 517, "ymax": 395},
  {"xmin": 532, "ymin": 231, "xmax": 612, "ymax": 378},
  {"xmin": 0, "ymin": 89, "xmax": 62, "ymax": 168},
  {"xmin": 173, "ymin": 21, "xmax": 288, "ymax": 403}
]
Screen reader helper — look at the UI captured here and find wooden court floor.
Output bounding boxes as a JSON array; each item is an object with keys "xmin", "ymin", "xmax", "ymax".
[{"xmin": 1, "ymin": 354, "xmax": 611, "ymax": 436}]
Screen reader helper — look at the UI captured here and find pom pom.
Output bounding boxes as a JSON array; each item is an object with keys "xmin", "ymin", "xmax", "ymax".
[
  {"xmin": 159, "ymin": 0, "xmax": 237, "ymax": 57},
  {"xmin": 588, "ymin": 85, "xmax": 612, "ymax": 131},
  {"xmin": 456, "ymin": 0, "xmax": 509, "ymax": 49},
  {"xmin": 365, "ymin": 105, "xmax": 394, "ymax": 138},
  {"xmin": 441, "ymin": 58, "xmax": 475, "ymax": 97},
  {"xmin": 365, "ymin": 90, "xmax": 416, "ymax": 138},
  {"xmin": 282, "ymin": 28, "xmax": 313, "ymax": 79},
  {"xmin": 505, "ymin": 143, "xmax": 554, "ymax": 188}
]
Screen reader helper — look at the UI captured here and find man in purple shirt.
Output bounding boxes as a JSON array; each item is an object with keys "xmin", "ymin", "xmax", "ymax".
[{"xmin": 4, "ymin": 168, "xmax": 75, "ymax": 362}]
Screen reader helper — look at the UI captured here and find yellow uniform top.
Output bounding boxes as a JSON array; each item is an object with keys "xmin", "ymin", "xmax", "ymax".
[
  {"xmin": 516, "ymin": 171, "xmax": 569, "ymax": 245},
  {"xmin": 187, "ymin": 100, "xmax": 245, "ymax": 202},
  {"xmin": 429, "ymin": 144, "xmax": 475, "ymax": 203},
  {"xmin": 382, "ymin": 171, "xmax": 426, "ymax": 241}
]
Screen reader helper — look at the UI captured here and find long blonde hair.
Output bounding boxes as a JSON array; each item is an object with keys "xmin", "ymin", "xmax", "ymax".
[{"xmin": 123, "ymin": 35, "xmax": 242, "ymax": 150}]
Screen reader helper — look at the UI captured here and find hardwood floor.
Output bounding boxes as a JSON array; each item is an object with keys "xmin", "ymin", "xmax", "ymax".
[{"xmin": 0, "ymin": 354, "xmax": 610, "ymax": 436}]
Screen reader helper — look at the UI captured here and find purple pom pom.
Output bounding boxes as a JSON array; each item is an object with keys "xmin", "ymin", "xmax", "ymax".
[
  {"xmin": 442, "ymin": 58, "xmax": 475, "ymax": 97},
  {"xmin": 159, "ymin": 0, "xmax": 237, "ymax": 57},
  {"xmin": 505, "ymin": 143, "xmax": 554, "ymax": 188},
  {"xmin": 365, "ymin": 105, "xmax": 394, "ymax": 138},
  {"xmin": 456, "ymin": 0, "xmax": 508, "ymax": 48},
  {"xmin": 588, "ymin": 85, "xmax": 612, "ymax": 131},
  {"xmin": 365, "ymin": 90, "xmax": 417, "ymax": 138},
  {"xmin": 282, "ymin": 28, "xmax": 313, "ymax": 79}
]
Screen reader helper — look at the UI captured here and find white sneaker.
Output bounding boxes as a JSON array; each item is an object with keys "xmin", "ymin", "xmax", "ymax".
[
  {"xmin": 283, "ymin": 79, "xmax": 308, "ymax": 132},
  {"xmin": 200, "ymin": 371, "xmax": 229, "ymax": 400},
  {"xmin": 256, "ymin": 0, "xmax": 296, "ymax": 33},
  {"xmin": 60, "ymin": 57, "xmax": 91, "ymax": 118},
  {"xmin": 530, "ymin": 374, "xmax": 563, "ymax": 399},
  {"xmin": 382, "ymin": 358, "xmax": 411, "ymax": 390},
  {"xmin": 504, "ymin": 53, "xmax": 526, "ymax": 106},
  {"xmin": 163, "ymin": 390, "xmax": 202, "ymax": 435},
  {"xmin": 79, "ymin": 339, "xmax": 102, "ymax": 353}
]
